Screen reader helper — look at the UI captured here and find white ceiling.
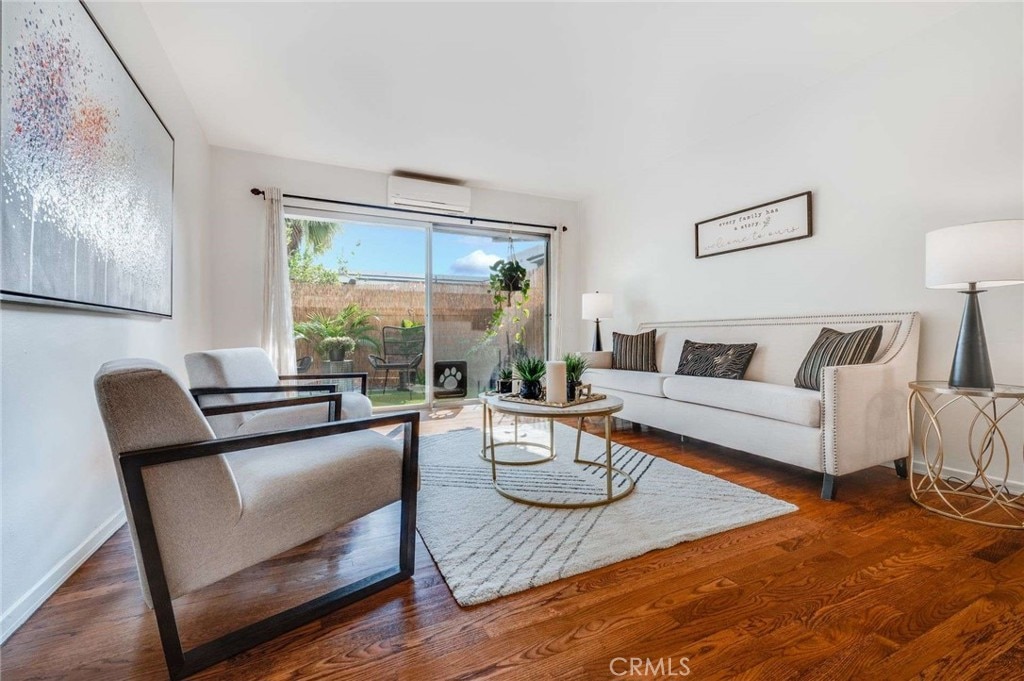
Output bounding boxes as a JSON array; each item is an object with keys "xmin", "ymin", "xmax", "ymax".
[{"xmin": 142, "ymin": 2, "xmax": 966, "ymax": 200}]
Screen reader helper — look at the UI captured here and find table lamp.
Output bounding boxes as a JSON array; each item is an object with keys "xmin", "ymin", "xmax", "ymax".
[
  {"xmin": 582, "ymin": 292, "xmax": 613, "ymax": 351},
  {"xmin": 925, "ymin": 219, "xmax": 1024, "ymax": 390}
]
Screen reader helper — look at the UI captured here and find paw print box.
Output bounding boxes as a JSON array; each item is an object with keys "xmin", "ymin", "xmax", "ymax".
[{"xmin": 434, "ymin": 361, "xmax": 467, "ymax": 399}]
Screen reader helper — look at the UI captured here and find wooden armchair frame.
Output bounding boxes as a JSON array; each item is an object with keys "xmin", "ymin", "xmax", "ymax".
[{"xmin": 119, "ymin": 407, "xmax": 419, "ymax": 680}]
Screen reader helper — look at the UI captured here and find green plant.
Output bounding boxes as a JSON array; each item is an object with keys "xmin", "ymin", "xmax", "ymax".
[
  {"xmin": 498, "ymin": 367, "xmax": 513, "ymax": 381},
  {"xmin": 400, "ymin": 318, "xmax": 420, "ymax": 329},
  {"xmin": 319, "ymin": 336, "xmax": 356, "ymax": 360},
  {"xmin": 563, "ymin": 353, "xmax": 589, "ymax": 383},
  {"xmin": 486, "ymin": 258, "xmax": 531, "ymax": 342},
  {"xmin": 288, "ymin": 250, "xmax": 341, "ymax": 284},
  {"xmin": 286, "ymin": 218, "xmax": 340, "ymax": 256},
  {"xmin": 514, "ymin": 356, "xmax": 546, "ymax": 383},
  {"xmin": 293, "ymin": 305, "xmax": 380, "ymax": 355}
]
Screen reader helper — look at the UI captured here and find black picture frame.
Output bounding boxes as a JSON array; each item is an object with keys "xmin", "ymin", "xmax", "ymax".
[{"xmin": 695, "ymin": 191, "xmax": 812, "ymax": 259}]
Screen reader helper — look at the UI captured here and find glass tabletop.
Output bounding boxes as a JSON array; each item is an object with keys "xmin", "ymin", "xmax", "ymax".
[{"xmin": 909, "ymin": 381, "xmax": 1024, "ymax": 399}]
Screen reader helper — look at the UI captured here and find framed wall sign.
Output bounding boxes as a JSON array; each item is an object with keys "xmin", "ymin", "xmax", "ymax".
[
  {"xmin": 1, "ymin": 1, "xmax": 175, "ymax": 317},
  {"xmin": 695, "ymin": 191, "xmax": 812, "ymax": 259}
]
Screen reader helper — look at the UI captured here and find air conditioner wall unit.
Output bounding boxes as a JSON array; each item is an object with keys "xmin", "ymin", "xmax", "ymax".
[{"xmin": 388, "ymin": 176, "xmax": 471, "ymax": 214}]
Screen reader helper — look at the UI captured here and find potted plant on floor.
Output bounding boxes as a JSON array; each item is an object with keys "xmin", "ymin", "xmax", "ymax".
[
  {"xmin": 514, "ymin": 356, "xmax": 546, "ymax": 400},
  {"xmin": 294, "ymin": 304, "xmax": 381, "ymax": 364},
  {"xmin": 320, "ymin": 336, "xmax": 356, "ymax": 362},
  {"xmin": 563, "ymin": 353, "xmax": 589, "ymax": 401}
]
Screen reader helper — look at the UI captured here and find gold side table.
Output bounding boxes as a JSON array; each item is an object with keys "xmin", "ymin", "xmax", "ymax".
[{"xmin": 907, "ymin": 381, "xmax": 1024, "ymax": 529}]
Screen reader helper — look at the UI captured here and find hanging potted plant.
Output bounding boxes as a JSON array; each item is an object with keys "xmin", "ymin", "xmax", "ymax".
[
  {"xmin": 490, "ymin": 258, "xmax": 528, "ymax": 297},
  {"xmin": 485, "ymin": 240, "xmax": 532, "ymax": 342},
  {"xmin": 514, "ymin": 356, "xmax": 546, "ymax": 401},
  {"xmin": 563, "ymin": 353, "xmax": 589, "ymax": 402}
]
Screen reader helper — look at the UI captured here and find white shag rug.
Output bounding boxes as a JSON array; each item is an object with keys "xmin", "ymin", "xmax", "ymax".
[{"xmin": 414, "ymin": 421, "xmax": 797, "ymax": 606}]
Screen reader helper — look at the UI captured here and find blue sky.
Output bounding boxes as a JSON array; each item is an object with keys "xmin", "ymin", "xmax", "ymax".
[{"xmin": 307, "ymin": 221, "xmax": 544, "ymax": 278}]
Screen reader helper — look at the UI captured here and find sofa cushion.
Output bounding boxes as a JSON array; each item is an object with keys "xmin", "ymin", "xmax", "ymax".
[
  {"xmin": 585, "ymin": 368, "xmax": 673, "ymax": 398},
  {"xmin": 612, "ymin": 329, "xmax": 658, "ymax": 372},
  {"xmin": 794, "ymin": 325, "xmax": 882, "ymax": 391},
  {"xmin": 676, "ymin": 340, "xmax": 758, "ymax": 380},
  {"xmin": 662, "ymin": 375, "xmax": 821, "ymax": 428}
]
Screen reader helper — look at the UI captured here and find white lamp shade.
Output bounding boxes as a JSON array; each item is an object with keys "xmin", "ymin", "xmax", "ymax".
[
  {"xmin": 925, "ymin": 220, "xmax": 1024, "ymax": 289},
  {"xmin": 581, "ymin": 292, "xmax": 613, "ymax": 320}
]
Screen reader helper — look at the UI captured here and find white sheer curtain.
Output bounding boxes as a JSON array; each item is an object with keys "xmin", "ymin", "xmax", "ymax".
[{"xmin": 261, "ymin": 187, "xmax": 296, "ymax": 374}]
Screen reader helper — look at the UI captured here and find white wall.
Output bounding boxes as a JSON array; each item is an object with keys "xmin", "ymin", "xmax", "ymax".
[
  {"xmin": 0, "ymin": 2, "xmax": 213, "ymax": 641},
  {"xmin": 579, "ymin": 3, "xmax": 1024, "ymax": 481},
  {"xmin": 208, "ymin": 147, "xmax": 582, "ymax": 354}
]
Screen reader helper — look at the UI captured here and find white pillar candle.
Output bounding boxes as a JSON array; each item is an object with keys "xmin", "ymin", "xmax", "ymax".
[{"xmin": 546, "ymin": 360, "xmax": 567, "ymax": 404}]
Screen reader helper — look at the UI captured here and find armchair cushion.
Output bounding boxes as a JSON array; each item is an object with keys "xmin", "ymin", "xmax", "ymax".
[
  {"xmin": 185, "ymin": 347, "xmax": 372, "ymax": 436},
  {"xmin": 169, "ymin": 430, "xmax": 403, "ymax": 597},
  {"xmin": 234, "ymin": 395, "xmax": 372, "ymax": 435}
]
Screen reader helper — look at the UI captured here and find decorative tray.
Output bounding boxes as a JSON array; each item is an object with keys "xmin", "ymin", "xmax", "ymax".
[{"xmin": 498, "ymin": 392, "xmax": 607, "ymax": 409}]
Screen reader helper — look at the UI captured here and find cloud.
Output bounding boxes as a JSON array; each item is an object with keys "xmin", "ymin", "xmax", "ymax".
[{"xmin": 451, "ymin": 249, "xmax": 500, "ymax": 275}]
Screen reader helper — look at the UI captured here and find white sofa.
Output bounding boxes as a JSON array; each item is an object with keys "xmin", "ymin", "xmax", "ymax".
[{"xmin": 581, "ymin": 312, "xmax": 921, "ymax": 499}]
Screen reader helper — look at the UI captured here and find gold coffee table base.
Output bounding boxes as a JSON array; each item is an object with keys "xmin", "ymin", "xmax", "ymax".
[
  {"xmin": 481, "ymin": 393, "xmax": 635, "ymax": 509},
  {"xmin": 480, "ymin": 412, "xmax": 555, "ymax": 466}
]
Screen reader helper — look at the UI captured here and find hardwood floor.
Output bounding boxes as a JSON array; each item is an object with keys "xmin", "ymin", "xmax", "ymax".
[{"xmin": 4, "ymin": 405, "xmax": 1023, "ymax": 680}]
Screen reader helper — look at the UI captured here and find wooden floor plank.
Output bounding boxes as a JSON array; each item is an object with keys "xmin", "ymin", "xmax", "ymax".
[{"xmin": 3, "ymin": 406, "xmax": 1022, "ymax": 680}]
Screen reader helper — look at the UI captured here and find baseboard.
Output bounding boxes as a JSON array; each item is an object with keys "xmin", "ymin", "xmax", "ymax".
[
  {"xmin": 892, "ymin": 460, "xmax": 1024, "ymax": 495},
  {"xmin": 1, "ymin": 509, "xmax": 126, "ymax": 644}
]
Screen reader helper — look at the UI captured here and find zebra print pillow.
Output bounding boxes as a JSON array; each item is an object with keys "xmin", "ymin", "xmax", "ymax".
[
  {"xmin": 675, "ymin": 341, "xmax": 758, "ymax": 380},
  {"xmin": 794, "ymin": 325, "xmax": 883, "ymax": 391},
  {"xmin": 612, "ymin": 329, "xmax": 658, "ymax": 372}
]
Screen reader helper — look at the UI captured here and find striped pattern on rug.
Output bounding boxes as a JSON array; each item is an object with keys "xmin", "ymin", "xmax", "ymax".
[{"xmin": 414, "ymin": 422, "xmax": 797, "ymax": 606}]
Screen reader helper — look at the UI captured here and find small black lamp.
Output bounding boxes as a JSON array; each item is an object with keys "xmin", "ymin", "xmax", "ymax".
[{"xmin": 582, "ymin": 292, "xmax": 613, "ymax": 351}]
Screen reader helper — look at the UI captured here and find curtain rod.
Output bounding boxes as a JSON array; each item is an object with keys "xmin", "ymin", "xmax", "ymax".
[{"xmin": 250, "ymin": 188, "xmax": 561, "ymax": 231}]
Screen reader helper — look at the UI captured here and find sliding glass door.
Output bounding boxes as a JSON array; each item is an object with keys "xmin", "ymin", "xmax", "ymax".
[
  {"xmin": 286, "ymin": 210, "xmax": 550, "ymax": 409},
  {"xmin": 287, "ymin": 213, "xmax": 428, "ymax": 408},
  {"xmin": 431, "ymin": 226, "xmax": 549, "ymax": 402}
]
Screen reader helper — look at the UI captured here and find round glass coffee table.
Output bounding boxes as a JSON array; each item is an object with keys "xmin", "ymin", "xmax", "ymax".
[{"xmin": 479, "ymin": 393, "xmax": 635, "ymax": 508}]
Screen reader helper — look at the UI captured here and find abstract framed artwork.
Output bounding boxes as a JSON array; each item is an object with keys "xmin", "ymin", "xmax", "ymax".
[
  {"xmin": 1, "ymin": 1, "xmax": 174, "ymax": 317},
  {"xmin": 695, "ymin": 191, "xmax": 812, "ymax": 259}
]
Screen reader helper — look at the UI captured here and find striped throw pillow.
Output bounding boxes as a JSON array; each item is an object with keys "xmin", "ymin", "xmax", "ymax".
[
  {"xmin": 794, "ymin": 326, "xmax": 883, "ymax": 391},
  {"xmin": 676, "ymin": 341, "xmax": 758, "ymax": 380},
  {"xmin": 612, "ymin": 329, "xmax": 658, "ymax": 372}
]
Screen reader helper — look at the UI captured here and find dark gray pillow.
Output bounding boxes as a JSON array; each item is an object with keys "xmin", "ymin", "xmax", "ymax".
[
  {"xmin": 794, "ymin": 326, "xmax": 883, "ymax": 391},
  {"xmin": 675, "ymin": 341, "xmax": 757, "ymax": 380},
  {"xmin": 612, "ymin": 329, "xmax": 658, "ymax": 372}
]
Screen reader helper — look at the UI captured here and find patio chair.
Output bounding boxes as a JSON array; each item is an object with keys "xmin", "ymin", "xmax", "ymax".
[
  {"xmin": 94, "ymin": 358, "xmax": 418, "ymax": 680},
  {"xmin": 368, "ymin": 326, "xmax": 424, "ymax": 394},
  {"xmin": 185, "ymin": 347, "xmax": 372, "ymax": 437}
]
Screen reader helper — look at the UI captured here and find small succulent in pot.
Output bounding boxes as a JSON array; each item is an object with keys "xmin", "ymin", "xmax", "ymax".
[
  {"xmin": 319, "ymin": 336, "xmax": 357, "ymax": 361},
  {"xmin": 563, "ymin": 353, "xmax": 589, "ymax": 401},
  {"xmin": 514, "ymin": 356, "xmax": 546, "ymax": 400},
  {"xmin": 497, "ymin": 366, "xmax": 514, "ymax": 394}
]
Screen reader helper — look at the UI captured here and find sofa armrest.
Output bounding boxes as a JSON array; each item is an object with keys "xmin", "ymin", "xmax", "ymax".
[
  {"xmin": 820, "ymin": 362, "xmax": 909, "ymax": 476},
  {"xmin": 579, "ymin": 351, "xmax": 613, "ymax": 369}
]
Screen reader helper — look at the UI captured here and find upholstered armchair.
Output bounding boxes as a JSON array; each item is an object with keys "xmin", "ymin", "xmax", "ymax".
[
  {"xmin": 184, "ymin": 347, "xmax": 373, "ymax": 437},
  {"xmin": 94, "ymin": 359, "xmax": 418, "ymax": 680}
]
